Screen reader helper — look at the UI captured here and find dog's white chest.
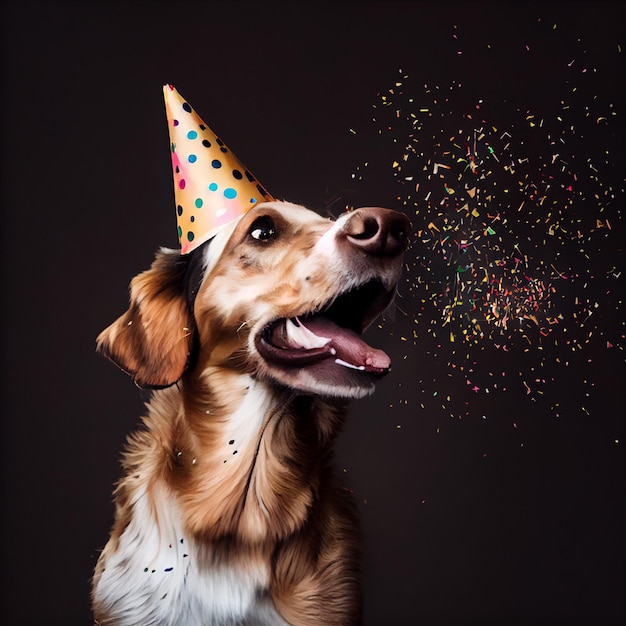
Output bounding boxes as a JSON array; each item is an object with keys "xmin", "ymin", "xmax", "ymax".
[{"xmin": 93, "ymin": 488, "xmax": 285, "ymax": 626}]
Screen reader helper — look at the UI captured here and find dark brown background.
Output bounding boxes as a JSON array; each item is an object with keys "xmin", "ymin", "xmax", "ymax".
[{"xmin": 2, "ymin": 2, "xmax": 624, "ymax": 624}]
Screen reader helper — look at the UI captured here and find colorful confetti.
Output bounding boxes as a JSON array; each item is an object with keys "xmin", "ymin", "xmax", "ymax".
[{"xmin": 346, "ymin": 19, "xmax": 624, "ymax": 427}]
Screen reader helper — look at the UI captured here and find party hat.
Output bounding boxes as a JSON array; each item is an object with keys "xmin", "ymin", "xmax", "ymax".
[{"xmin": 163, "ymin": 84, "xmax": 273, "ymax": 253}]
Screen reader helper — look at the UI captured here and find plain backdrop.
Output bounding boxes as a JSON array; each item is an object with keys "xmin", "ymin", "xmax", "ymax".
[{"xmin": 1, "ymin": 2, "xmax": 624, "ymax": 625}]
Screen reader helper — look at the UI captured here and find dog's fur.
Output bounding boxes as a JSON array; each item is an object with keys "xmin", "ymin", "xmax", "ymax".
[{"xmin": 92, "ymin": 201, "xmax": 410, "ymax": 625}]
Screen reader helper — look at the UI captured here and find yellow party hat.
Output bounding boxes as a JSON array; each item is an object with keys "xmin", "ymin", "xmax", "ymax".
[{"xmin": 163, "ymin": 84, "xmax": 273, "ymax": 253}]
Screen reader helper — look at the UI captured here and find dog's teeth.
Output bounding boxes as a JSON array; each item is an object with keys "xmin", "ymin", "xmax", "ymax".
[
  {"xmin": 334, "ymin": 358, "xmax": 365, "ymax": 371},
  {"xmin": 285, "ymin": 318, "xmax": 331, "ymax": 349}
]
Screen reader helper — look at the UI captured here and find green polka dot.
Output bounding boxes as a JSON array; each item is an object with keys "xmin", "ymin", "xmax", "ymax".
[{"xmin": 195, "ymin": 198, "xmax": 203, "ymax": 208}]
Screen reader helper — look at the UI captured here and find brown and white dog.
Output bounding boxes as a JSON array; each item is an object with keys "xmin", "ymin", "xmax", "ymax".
[{"xmin": 92, "ymin": 200, "xmax": 410, "ymax": 625}]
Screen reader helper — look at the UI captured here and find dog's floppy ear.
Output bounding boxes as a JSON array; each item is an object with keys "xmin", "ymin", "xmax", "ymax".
[{"xmin": 97, "ymin": 248, "xmax": 196, "ymax": 388}]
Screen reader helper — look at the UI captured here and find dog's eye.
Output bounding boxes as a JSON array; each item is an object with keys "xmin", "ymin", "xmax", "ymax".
[{"xmin": 248, "ymin": 217, "xmax": 277, "ymax": 242}]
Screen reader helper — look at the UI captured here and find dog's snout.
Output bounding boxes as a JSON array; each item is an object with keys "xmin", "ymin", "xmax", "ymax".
[{"xmin": 344, "ymin": 207, "xmax": 411, "ymax": 257}]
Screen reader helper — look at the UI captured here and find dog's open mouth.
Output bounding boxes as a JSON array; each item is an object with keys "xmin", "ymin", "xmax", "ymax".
[{"xmin": 255, "ymin": 280, "xmax": 394, "ymax": 380}]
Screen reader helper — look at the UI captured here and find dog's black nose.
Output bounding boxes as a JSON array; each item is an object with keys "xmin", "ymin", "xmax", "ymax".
[{"xmin": 344, "ymin": 207, "xmax": 411, "ymax": 257}]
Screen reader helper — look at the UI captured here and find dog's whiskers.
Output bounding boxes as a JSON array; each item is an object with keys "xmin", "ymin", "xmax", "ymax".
[
  {"xmin": 227, "ymin": 348, "xmax": 249, "ymax": 369},
  {"xmin": 394, "ymin": 302, "xmax": 408, "ymax": 317}
]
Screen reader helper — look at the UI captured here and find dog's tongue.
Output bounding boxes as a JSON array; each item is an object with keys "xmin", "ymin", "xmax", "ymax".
[{"xmin": 273, "ymin": 317, "xmax": 390, "ymax": 372}]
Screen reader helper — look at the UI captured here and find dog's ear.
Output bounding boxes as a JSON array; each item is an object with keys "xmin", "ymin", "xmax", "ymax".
[{"xmin": 97, "ymin": 248, "xmax": 196, "ymax": 388}]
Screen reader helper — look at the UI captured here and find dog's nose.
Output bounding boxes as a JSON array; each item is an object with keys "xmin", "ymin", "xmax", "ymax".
[{"xmin": 344, "ymin": 207, "xmax": 411, "ymax": 257}]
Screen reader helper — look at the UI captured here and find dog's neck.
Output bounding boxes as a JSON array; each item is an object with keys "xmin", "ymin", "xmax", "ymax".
[{"xmin": 142, "ymin": 367, "xmax": 348, "ymax": 545}]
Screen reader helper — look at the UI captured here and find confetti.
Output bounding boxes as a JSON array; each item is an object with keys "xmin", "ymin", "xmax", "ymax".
[{"xmin": 346, "ymin": 20, "xmax": 624, "ymax": 426}]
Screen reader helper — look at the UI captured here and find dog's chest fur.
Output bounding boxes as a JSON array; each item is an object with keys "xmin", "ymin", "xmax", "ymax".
[
  {"xmin": 95, "ymin": 494, "xmax": 285, "ymax": 626},
  {"xmin": 93, "ymin": 379, "xmax": 290, "ymax": 625}
]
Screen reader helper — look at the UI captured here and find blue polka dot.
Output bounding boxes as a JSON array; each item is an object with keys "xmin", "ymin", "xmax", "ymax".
[
  {"xmin": 224, "ymin": 188, "xmax": 237, "ymax": 199},
  {"xmin": 188, "ymin": 154, "xmax": 197, "ymax": 163},
  {"xmin": 211, "ymin": 159, "xmax": 222, "ymax": 169},
  {"xmin": 190, "ymin": 215, "xmax": 195, "ymax": 222},
  {"xmin": 195, "ymin": 198, "xmax": 203, "ymax": 208},
  {"xmin": 187, "ymin": 130, "xmax": 198, "ymax": 140},
  {"xmin": 208, "ymin": 182, "xmax": 218, "ymax": 192},
  {"xmin": 177, "ymin": 204, "xmax": 183, "ymax": 216},
  {"xmin": 250, "ymin": 198, "xmax": 257, "ymax": 204}
]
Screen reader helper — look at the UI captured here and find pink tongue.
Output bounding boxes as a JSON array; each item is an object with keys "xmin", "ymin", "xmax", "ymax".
[{"xmin": 302, "ymin": 317, "xmax": 391, "ymax": 371}]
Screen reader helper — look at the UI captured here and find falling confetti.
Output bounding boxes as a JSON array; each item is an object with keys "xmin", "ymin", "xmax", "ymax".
[{"xmin": 345, "ymin": 18, "xmax": 624, "ymax": 428}]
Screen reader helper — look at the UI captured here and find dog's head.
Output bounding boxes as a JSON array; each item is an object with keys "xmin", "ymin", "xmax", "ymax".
[{"xmin": 98, "ymin": 201, "xmax": 410, "ymax": 399}]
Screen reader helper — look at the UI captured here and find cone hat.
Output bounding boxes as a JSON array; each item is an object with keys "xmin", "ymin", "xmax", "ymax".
[{"xmin": 163, "ymin": 84, "xmax": 273, "ymax": 253}]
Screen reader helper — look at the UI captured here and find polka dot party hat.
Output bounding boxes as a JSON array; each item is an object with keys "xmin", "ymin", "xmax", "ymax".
[{"xmin": 163, "ymin": 84, "xmax": 273, "ymax": 253}]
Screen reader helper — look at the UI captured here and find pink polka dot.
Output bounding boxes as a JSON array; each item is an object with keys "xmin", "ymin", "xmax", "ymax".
[{"xmin": 179, "ymin": 179, "xmax": 186, "ymax": 190}]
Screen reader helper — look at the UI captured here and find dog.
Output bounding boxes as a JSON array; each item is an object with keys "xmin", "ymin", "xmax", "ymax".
[{"xmin": 92, "ymin": 200, "xmax": 410, "ymax": 625}]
